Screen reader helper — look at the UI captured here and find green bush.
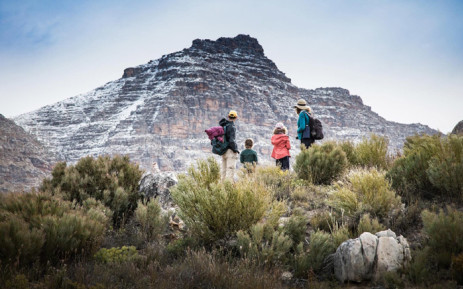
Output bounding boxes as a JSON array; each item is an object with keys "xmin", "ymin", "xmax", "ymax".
[
  {"xmin": 354, "ymin": 134, "xmax": 390, "ymax": 170},
  {"xmin": 426, "ymin": 135, "xmax": 463, "ymax": 199},
  {"xmin": 406, "ymin": 248, "xmax": 432, "ymax": 285},
  {"xmin": 338, "ymin": 140, "xmax": 358, "ymax": 166},
  {"xmin": 134, "ymin": 200, "xmax": 167, "ymax": 242},
  {"xmin": 387, "ymin": 135, "xmax": 442, "ymax": 201},
  {"xmin": 94, "ymin": 246, "xmax": 138, "ymax": 263},
  {"xmin": 282, "ymin": 212, "xmax": 307, "ymax": 247},
  {"xmin": 294, "ymin": 142, "xmax": 348, "ymax": 185},
  {"xmin": 421, "ymin": 206, "xmax": 463, "ymax": 268},
  {"xmin": 357, "ymin": 213, "xmax": 385, "ymax": 235},
  {"xmin": 0, "ymin": 192, "xmax": 107, "ymax": 267},
  {"xmin": 309, "ymin": 211, "xmax": 337, "ymax": 232},
  {"xmin": 329, "ymin": 168, "xmax": 402, "ymax": 219},
  {"xmin": 252, "ymin": 166, "xmax": 296, "ymax": 200},
  {"xmin": 236, "ymin": 223, "xmax": 293, "ymax": 267},
  {"xmin": 306, "ymin": 230, "xmax": 337, "ymax": 272},
  {"xmin": 171, "ymin": 158, "xmax": 272, "ymax": 244},
  {"xmin": 41, "ymin": 155, "xmax": 143, "ymax": 227}
]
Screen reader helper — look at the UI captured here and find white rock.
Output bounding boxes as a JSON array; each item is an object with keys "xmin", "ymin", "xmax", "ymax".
[
  {"xmin": 375, "ymin": 229, "xmax": 397, "ymax": 238},
  {"xmin": 359, "ymin": 232, "xmax": 378, "ymax": 277},
  {"xmin": 374, "ymin": 236, "xmax": 404, "ymax": 280},
  {"xmin": 334, "ymin": 238, "xmax": 364, "ymax": 282},
  {"xmin": 334, "ymin": 230, "xmax": 411, "ymax": 283}
]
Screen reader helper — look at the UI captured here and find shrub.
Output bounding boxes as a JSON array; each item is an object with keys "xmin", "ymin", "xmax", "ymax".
[
  {"xmin": 452, "ymin": 252, "xmax": 463, "ymax": 285},
  {"xmin": 171, "ymin": 158, "xmax": 272, "ymax": 244},
  {"xmin": 236, "ymin": 223, "xmax": 293, "ymax": 267},
  {"xmin": 354, "ymin": 134, "xmax": 390, "ymax": 170},
  {"xmin": 387, "ymin": 135, "xmax": 442, "ymax": 201},
  {"xmin": 282, "ymin": 212, "xmax": 308, "ymax": 247},
  {"xmin": 0, "ymin": 192, "xmax": 107, "ymax": 267},
  {"xmin": 421, "ymin": 206, "xmax": 463, "ymax": 268},
  {"xmin": 357, "ymin": 213, "xmax": 385, "ymax": 235},
  {"xmin": 134, "ymin": 200, "xmax": 167, "ymax": 242},
  {"xmin": 310, "ymin": 211, "xmax": 337, "ymax": 232},
  {"xmin": 94, "ymin": 246, "xmax": 139, "ymax": 263},
  {"xmin": 338, "ymin": 140, "xmax": 358, "ymax": 167},
  {"xmin": 329, "ymin": 168, "xmax": 402, "ymax": 219},
  {"xmin": 252, "ymin": 166, "xmax": 296, "ymax": 200},
  {"xmin": 306, "ymin": 230, "xmax": 337, "ymax": 272},
  {"xmin": 406, "ymin": 247, "xmax": 432, "ymax": 285},
  {"xmin": 157, "ymin": 249, "xmax": 286, "ymax": 289},
  {"xmin": 41, "ymin": 155, "xmax": 143, "ymax": 227},
  {"xmin": 294, "ymin": 142, "xmax": 348, "ymax": 185},
  {"xmin": 426, "ymin": 135, "xmax": 463, "ymax": 199}
]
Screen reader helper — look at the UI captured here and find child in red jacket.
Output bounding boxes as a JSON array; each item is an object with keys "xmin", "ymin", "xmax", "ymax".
[{"xmin": 271, "ymin": 122, "xmax": 291, "ymax": 171}]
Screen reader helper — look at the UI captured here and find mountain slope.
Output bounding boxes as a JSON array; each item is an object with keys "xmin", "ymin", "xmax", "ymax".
[
  {"xmin": 0, "ymin": 114, "xmax": 56, "ymax": 192},
  {"xmin": 13, "ymin": 35, "xmax": 437, "ymax": 171}
]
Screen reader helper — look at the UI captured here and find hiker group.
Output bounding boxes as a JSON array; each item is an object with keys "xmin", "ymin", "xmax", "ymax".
[{"xmin": 205, "ymin": 99, "xmax": 323, "ymax": 180}]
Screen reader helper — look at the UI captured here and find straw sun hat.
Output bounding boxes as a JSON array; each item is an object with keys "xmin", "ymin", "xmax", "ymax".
[{"xmin": 294, "ymin": 99, "xmax": 312, "ymax": 112}]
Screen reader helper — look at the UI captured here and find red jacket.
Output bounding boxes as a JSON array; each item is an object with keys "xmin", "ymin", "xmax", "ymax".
[{"xmin": 271, "ymin": 134, "xmax": 291, "ymax": 159}]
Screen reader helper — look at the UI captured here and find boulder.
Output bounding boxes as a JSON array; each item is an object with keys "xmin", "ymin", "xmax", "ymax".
[
  {"xmin": 139, "ymin": 172, "xmax": 177, "ymax": 209},
  {"xmin": 333, "ymin": 229, "xmax": 411, "ymax": 283}
]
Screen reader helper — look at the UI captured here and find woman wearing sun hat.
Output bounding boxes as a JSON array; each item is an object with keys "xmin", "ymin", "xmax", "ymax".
[
  {"xmin": 219, "ymin": 110, "xmax": 239, "ymax": 180},
  {"xmin": 294, "ymin": 99, "xmax": 314, "ymax": 149}
]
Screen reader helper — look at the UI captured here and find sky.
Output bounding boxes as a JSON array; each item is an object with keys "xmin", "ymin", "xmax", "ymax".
[{"xmin": 0, "ymin": 0, "xmax": 462, "ymax": 133}]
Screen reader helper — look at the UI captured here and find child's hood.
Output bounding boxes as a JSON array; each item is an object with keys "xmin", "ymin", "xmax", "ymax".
[{"xmin": 271, "ymin": 134, "xmax": 289, "ymax": 144}]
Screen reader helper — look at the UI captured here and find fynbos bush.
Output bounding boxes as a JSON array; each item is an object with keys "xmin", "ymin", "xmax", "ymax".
[
  {"xmin": 426, "ymin": 135, "xmax": 463, "ymax": 199},
  {"xmin": 171, "ymin": 158, "xmax": 272, "ymax": 243},
  {"xmin": 94, "ymin": 246, "xmax": 138, "ymax": 263},
  {"xmin": 0, "ymin": 192, "xmax": 107, "ymax": 267},
  {"xmin": 357, "ymin": 213, "xmax": 386, "ymax": 235},
  {"xmin": 421, "ymin": 206, "xmax": 463, "ymax": 268},
  {"xmin": 388, "ymin": 134, "xmax": 463, "ymax": 202},
  {"xmin": 41, "ymin": 155, "xmax": 143, "ymax": 227},
  {"xmin": 134, "ymin": 200, "xmax": 167, "ymax": 242},
  {"xmin": 252, "ymin": 166, "xmax": 296, "ymax": 200},
  {"xmin": 354, "ymin": 134, "xmax": 390, "ymax": 170},
  {"xmin": 294, "ymin": 142, "xmax": 348, "ymax": 185},
  {"xmin": 236, "ymin": 223, "xmax": 293, "ymax": 266},
  {"xmin": 330, "ymin": 168, "xmax": 402, "ymax": 219},
  {"xmin": 387, "ymin": 135, "xmax": 441, "ymax": 201}
]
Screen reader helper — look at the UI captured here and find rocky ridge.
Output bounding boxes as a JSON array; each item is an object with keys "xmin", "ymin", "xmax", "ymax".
[
  {"xmin": 0, "ymin": 114, "xmax": 56, "ymax": 192},
  {"xmin": 452, "ymin": 120, "xmax": 463, "ymax": 135},
  {"xmin": 13, "ymin": 35, "xmax": 437, "ymax": 172}
]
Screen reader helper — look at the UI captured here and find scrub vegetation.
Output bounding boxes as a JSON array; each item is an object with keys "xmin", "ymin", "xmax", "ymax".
[{"xmin": 1, "ymin": 134, "xmax": 462, "ymax": 288}]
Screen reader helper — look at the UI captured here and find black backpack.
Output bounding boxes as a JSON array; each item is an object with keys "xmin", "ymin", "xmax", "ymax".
[{"xmin": 308, "ymin": 114, "xmax": 324, "ymax": 140}]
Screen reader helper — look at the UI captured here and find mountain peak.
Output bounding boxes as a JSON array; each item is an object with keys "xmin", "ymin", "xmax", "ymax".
[{"xmin": 190, "ymin": 34, "xmax": 264, "ymax": 56}]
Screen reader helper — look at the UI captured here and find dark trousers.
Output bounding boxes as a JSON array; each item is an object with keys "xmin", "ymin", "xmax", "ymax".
[
  {"xmin": 301, "ymin": 138, "xmax": 314, "ymax": 149},
  {"xmin": 276, "ymin": 156, "xmax": 290, "ymax": 171}
]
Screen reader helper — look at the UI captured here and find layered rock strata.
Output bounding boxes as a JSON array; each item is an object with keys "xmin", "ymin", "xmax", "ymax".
[
  {"xmin": 0, "ymin": 114, "xmax": 56, "ymax": 192},
  {"xmin": 13, "ymin": 35, "xmax": 437, "ymax": 172}
]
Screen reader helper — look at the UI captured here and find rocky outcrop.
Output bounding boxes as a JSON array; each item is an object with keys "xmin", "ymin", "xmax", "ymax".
[
  {"xmin": 139, "ymin": 171, "xmax": 177, "ymax": 209},
  {"xmin": 0, "ymin": 114, "xmax": 57, "ymax": 193},
  {"xmin": 451, "ymin": 120, "xmax": 463, "ymax": 135},
  {"xmin": 334, "ymin": 230, "xmax": 411, "ymax": 283},
  {"xmin": 13, "ymin": 35, "xmax": 437, "ymax": 173}
]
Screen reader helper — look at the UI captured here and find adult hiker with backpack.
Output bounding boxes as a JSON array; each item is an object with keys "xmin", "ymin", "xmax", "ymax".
[
  {"xmin": 294, "ymin": 99, "xmax": 324, "ymax": 149},
  {"xmin": 218, "ymin": 110, "xmax": 240, "ymax": 181}
]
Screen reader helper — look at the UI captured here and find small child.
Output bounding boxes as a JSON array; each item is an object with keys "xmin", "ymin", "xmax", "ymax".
[
  {"xmin": 240, "ymin": 138, "xmax": 258, "ymax": 170},
  {"xmin": 271, "ymin": 122, "xmax": 291, "ymax": 171}
]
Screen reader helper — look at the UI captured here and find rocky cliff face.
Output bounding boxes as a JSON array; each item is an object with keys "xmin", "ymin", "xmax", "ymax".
[
  {"xmin": 0, "ymin": 114, "xmax": 56, "ymax": 192},
  {"xmin": 13, "ymin": 35, "xmax": 437, "ymax": 172}
]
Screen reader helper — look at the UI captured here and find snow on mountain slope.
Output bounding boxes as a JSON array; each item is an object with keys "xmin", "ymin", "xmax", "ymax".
[{"xmin": 14, "ymin": 35, "xmax": 437, "ymax": 171}]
